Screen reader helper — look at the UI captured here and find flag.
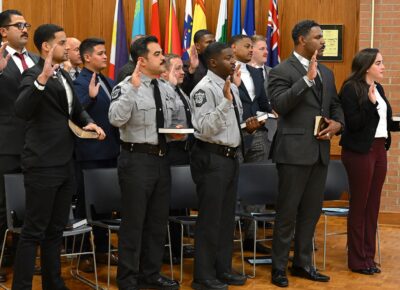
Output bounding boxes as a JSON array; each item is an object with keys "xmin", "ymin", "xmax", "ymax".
[
  {"xmin": 190, "ymin": 0, "xmax": 207, "ymax": 46},
  {"xmin": 150, "ymin": 0, "xmax": 161, "ymax": 43},
  {"xmin": 215, "ymin": 0, "xmax": 227, "ymax": 43},
  {"xmin": 164, "ymin": 0, "xmax": 182, "ymax": 55},
  {"xmin": 231, "ymin": 0, "xmax": 241, "ymax": 36},
  {"xmin": 0, "ymin": 1, "xmax": 2, "ymax": 12},
  {"xmin": 109, "ymin": 0, "xmax": 129, "ymax": 80},
  {"xmin": 243, "ymin": 0, "xmax": 255, "ymax": 36},
  {"xmin": 266, "ymin": 0, "xmax": 280, "ymax": 67},
  {"xmin": 181, "ymin": 0, "xmax": 193, "ymax": 60},
  {"xmin": 132, "ymin": 0, "xmax": 146, "ymax": 40}
]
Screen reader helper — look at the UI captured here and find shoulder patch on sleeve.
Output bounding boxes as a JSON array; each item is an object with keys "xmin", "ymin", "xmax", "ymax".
[
  {"xmin": 111, "ymin": 86, "xmax": 122, "ymax": 101},
  {"xmin": 193, "ymin": 89, "xmax": 207, "ymax": 107}
]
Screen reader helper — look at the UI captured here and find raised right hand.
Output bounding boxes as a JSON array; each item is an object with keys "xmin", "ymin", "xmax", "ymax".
[
  {"xmin": 223, "ymin": 76, "xmax": 233, "ymax": 101},
  {"xmin": 368, "ymin": 83, "xmax": 377, "ymax": 104},
  {"xmin": 130, "ymin": 59, "xmax": 142, "ymax": 88},
  {"xmin": 37, "ymin": 45, "xmax": 59, "ymax": 85},
  {"xmin": 89, "ymin": 72, "xmax": 100, "ymax": 98},
  {"xmin": 306, "ymin": 50, "xmax": 318, "ymax": 81},
  {"xmin": 0, "ymin": 42, "xmax": 11, "ymax": 72}
]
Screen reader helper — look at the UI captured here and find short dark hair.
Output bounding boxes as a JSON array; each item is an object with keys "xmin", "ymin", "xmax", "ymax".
[
  {"xmin": 130, "ymin": 35, "xmax": 159, "ymax": 64},
  {"xmin": 204, "ymin": 42, "xmax": 229, "ymax": 64},
  {"xmin": 291, "ymin": 20, "xmax": 320, "ymax": 45},
  {"xmin": 228, "ymin": 34, "xmax": 251, "ymax": 46},
  {"xmin": 193, "ymin": 29, "xmax": 212, "ymax": 44},
  {"xmin": 0, "ymin": 9, "xmax": 23, "ymax": 42},
  {"xmin": 79, "ymin": 38, "xmax": 105, "ymax": 63},
  {"xmin": 33, "ymin": 24, "xmax": 64, "ymax": 52},
  {"xmin": 0, "ymin": 9, "xmax": 22, "ymax": 27}
]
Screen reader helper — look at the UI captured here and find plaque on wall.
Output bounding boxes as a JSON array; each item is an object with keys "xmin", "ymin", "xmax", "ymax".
[{"xmin": 319, "ymin": 24, "xmax": 343, "ymax": 62}]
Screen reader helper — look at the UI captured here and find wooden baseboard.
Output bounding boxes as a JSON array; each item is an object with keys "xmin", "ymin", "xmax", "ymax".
[{"xmin": 379, "ymin": 212, "xmax": 400, "ymax": 226}]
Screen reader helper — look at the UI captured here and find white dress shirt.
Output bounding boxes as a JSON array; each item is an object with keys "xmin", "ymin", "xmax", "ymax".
[
  {"xmin": 237, "ymin": 61, "xmax": 256, "ymax": 101},
  {"xmin": 374, "ymin": 86, "xmax": 388, "ymax": 138}
]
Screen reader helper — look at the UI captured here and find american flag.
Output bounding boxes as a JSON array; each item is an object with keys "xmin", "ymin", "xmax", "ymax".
[{"xmin": 266, "ymin": 0, "xmax": 280, "ymax": 67}]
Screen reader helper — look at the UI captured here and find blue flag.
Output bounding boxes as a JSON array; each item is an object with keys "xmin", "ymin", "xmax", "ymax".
[
  {"xmin": 243, "ymin": 0, "xmax": 255, "ymax": 36},
  {"xmin": 182, "ymin": 0, "xmax": 193, "ymax": 60},
  {"xmin": 132, "ymin": 0, "xmax": 146, "ymax": 39},
  {"xmin": 231, "ymin": 0, "xmax": 241, "ymax": 36}
]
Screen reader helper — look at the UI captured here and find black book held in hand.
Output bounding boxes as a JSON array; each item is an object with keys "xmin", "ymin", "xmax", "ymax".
[
  {"xmin": 65, "ymin": 218, "xmax": 87, "ymax": 229},
  {"xmin": 314, "ymin": 116, "xmax": 329, "ymax": 136}
]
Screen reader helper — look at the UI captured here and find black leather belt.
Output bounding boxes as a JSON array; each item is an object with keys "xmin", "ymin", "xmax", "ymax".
[
  {"xmin": 196, "ymin": 140, "xmax": 238, "ymax": 159},
  {"xmin": 121, "ymin": 142, "xmax": 166, "ymax": 156}
]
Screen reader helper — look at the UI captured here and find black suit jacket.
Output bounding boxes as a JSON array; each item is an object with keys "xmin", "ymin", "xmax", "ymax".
[
  {"xmin": 181, "ymin": 54, "xmax": 208, "ymax": 96},
  {"xmin": 73, "ymin": 68, "xmax": 120, "ymax": 161},
  {"xmin": 0, "ymin": 51, "xmax": 39, "ymax": 155},
  {"xmin": 15, "ymin": 58, "xmax": 94, "ymax": 169},
  {"xmin": 340, "ymin": 82, "xmax": 400, "ymax": 153},
  {"xmin": 268, "ymin": 53, "xmax": 344, "ymax": 166}
]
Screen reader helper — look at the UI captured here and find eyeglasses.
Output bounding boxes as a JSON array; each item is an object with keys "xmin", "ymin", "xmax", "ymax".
[{"xmin": 3, "ymin": 22, "xmax": 32, "ymax": 31}]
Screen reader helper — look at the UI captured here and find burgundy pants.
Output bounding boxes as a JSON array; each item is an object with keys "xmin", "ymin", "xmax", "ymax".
[{"xmin": 342, "ymin": 138, "xmax": 387, "ymax": 270}]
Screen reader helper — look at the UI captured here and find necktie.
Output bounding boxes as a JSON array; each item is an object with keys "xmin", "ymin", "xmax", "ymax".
[
  {"xmin": 258, "ymin": 67, "xmax": 265, "ymax": 81},
  {"xmin": 151, "ymin": 79, "xmax": 167, "ymax": 154},
  {"xmin": 175, "ymin": 86, "xmax": 192, "ymax": 128},
  {"xmin": 14, "ymin": 52, "xmax": 29, "ymax": 71},
  {"xmin": 74, "ymin": 69, "xmax": 80, "ymax": 80},
  {"xmin": 55, "ymin": 69, "xmax": 65, "ymax": 88},
  {"xmin": 98, "ymin": 75, "xmax": 112, "ymax": 100},
  {"xmin": 314, "ymin": 73, "xmax": 323, "ymax": 102},
  {"xmin": 231, "ymin": 90, "xmax": 245, "ymax": 157}
]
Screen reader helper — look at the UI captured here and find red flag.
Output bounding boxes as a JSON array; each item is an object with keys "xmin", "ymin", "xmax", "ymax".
[
  {"xmin": 150, "ymin": 0, "xmax": 161, "ymax": 44},
  {"xmin": 164, "ymin": 0, "xmax": 182, "ymax": 55}
]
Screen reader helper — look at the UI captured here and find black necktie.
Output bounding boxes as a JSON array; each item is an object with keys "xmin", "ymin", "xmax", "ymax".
[
  {"xmin": 74, "ymin": 69, "xmax": 80, "ymax": 79},
  {"xmin": 175, "ymin": 86, "xmax": 192, "ymax": 128},
  {"xmin": 231, "ymin": 90, "xmax": 245, "ymax": 157},
  {"xmin": 314, "ymin": 74, "xmax": 323, "ymax": 95},
  {"xmin": 151, "ymin": 79, "xmax": 167, "ymax": 153},
  {"xmin": 55, "ymin": 69, "xmax": 65, "ymax": 88},
  {"xmin": 258, "ymin": 67, "xmax": 265, "ymax": 81}
]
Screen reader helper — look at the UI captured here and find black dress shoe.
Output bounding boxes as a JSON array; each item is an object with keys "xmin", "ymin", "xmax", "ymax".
[
  {"xmin": 271, "ymin": 269, "xmax": 288, "ymax": 287},
  {"xmin": 79, "ymin": 257, "xmax": 95, "ymax": 273},
  {"xmin": 351, "ymin": 268, "xmax": 374, "ymax": 275},
  {"xmin": 217, "ymin": 272, "xmax": 247, "ymax": 285},
  {"xmin": 139, "ymin": 274, "xmax": 179, "ymax": 290},
  {"xmin": 191, "ymin": 279, "xmax": 227, "ymax": 290},
  {"xmin": 290, "ymin": 266, "xmax": 330, "ymax": 282},
  {"xmin": 0, "ymin": 268, "xmax": 7, "ymax": 283},
  {"xmin": 243, "ymin": 239, "xmax": 272, "ymax": 254},
  {"xmin": 371, "ymin": 266, "xmax": 381, "ymax": 274},
  {"xmin": 183, "ymin": 245, "xmax": 195, "ymax": 258}
]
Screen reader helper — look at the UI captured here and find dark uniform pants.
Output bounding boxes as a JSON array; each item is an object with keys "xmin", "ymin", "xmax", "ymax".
[
  {"xmin": 272, "ymin": 162, "xmax": 328, "ymax": 271},
  {"xmin": 116, "ymin": 150, "xmax": 171, "ymax": 289},
  {"xmin": 12, "ymin": 162, "xmax": 75, "ymax": 290},
  {"xmin": 190, "ymin": 143, "xmax": 239, "ymax": 280}
]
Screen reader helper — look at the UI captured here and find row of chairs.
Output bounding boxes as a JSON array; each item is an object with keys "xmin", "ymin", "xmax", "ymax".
[{"xmin": 0, "ymin": 160, "xmax": 379, "ymax": 289}]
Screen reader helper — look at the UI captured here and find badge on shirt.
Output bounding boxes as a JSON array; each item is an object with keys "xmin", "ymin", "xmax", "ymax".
[
  {"xmin": 111, "ymin": 86, "xmax": 122, "ymax": 101},
  {"xmin": 193, "ymin": 89, "xmax": 207, "ymax": 107}
]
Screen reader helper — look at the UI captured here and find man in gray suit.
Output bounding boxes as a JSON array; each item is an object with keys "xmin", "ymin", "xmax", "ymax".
[{"xmin": 268, "ymin": 20, "xmax": 344, "ymax": 287}]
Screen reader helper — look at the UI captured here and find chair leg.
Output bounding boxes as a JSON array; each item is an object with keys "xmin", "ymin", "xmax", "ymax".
[
  {"xmin": 250, "ymin": 220, "xmax": 257, "ymax": 278},
  {"xmin": 179, "ymin": 224, "xmax": 184, "ymax": 283},
  {"xmin": 166, "ymin": 223, "xmax": 174, "ymax": 280},
  {"xmin": 0, "ymin": 230, "xmax": 10, "ymax": 290},
  {"xmin": 312, "ymin": 235, "xmax": 316, "ymax": 270},
  {"xmin": 323, "ymin": 215, "xmax": 327, "ymax": 270},
  {"xmin": 376, "ymin": 223, "xmax": 381, "ymax": 266},
  {"xmin": 107, "ymin": 229, "xmax": 111, "ymax": 290},
  {"xmin": 237, "ymin": 219, "xmax": 245, "ymax": 275}
]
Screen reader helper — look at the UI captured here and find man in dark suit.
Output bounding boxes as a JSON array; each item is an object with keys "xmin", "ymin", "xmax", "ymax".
[
  {"xmin": 268, "ymin": 20, "xmax": 344, "ymax": 287},
  {"xmin": 230, "ymin": 34, "xmax": 273, "ymax": 254},
  {"xmin": 181, "ymin": 29, "xmax": 215, "ymax": 96},
  {"xmin": 73, "ymin": 37, "xmax": 120, "ymax": 269},
  {"xmin": 0, "ymin": 9, "xmax": 39, "ymax": 282},
  {"xmin": 12, "ymin": 24, "xmax": 105, "ymax": 290}
]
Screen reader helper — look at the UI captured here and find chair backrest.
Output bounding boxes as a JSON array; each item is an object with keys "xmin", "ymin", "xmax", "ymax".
[
  {"xmin": 238, "ymin": 162, "xmax": 279, "ymax": 206},
  {"xmin": 324, "ymin": 160, "xmax": 349, "ymax": 201},
  {"xmin": 4, "ymin": 174, "xmax": 25, "ymax": 230},
  {"xmin": 170, "ymin": 165, "xmax": 198, "ymax": 210},
  {"xmin": 83, "ymin": 168, "xmax": 121, "ymax": 222}
]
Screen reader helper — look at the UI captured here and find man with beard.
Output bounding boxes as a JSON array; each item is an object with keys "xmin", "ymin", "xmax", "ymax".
[
  {"xmin": 190, "ymin": 42, "xmax": 262, "ymax": 290},
  {"xmin": 13, "ymin": 24, "xmax": 105, "ymax": 290},
  {"xmin": 0, "ymin": 9, "xmax": 38, "ymax": 282},
  {"xmin": 109, "ymin": 35, "xmax": 180, "ymax": 290},
  {"xmin": 268, "ymin": 20, "xmax": 344, "ymax": 287}
]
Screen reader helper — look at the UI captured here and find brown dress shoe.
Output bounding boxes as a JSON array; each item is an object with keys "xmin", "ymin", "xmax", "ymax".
[{"xmin": 96, "ymin": 252, "xmax": 119, "ymax": 265}]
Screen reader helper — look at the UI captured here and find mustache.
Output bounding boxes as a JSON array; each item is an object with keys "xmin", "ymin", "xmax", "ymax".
[
  {"xmin": 21, "ymin": 33, "xmax": 28, "ymax": 38},
  {"xmin": 321, "ymin": 44, "xmax": 326, "ymax": 50}
]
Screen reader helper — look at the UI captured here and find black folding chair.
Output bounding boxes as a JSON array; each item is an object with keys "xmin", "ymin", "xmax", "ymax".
[{"xmin": 0, "ymin": 174, "xmax": 99, "ymax": 290}]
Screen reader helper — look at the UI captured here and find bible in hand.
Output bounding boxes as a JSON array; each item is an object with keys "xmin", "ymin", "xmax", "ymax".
[
  {"xmin": 68, "ymin": 120, "xmax": 99, "ymax": 139},
  {"xmin": 314, "ymin": 116, "xmax": 329, "ymax": 136}
]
